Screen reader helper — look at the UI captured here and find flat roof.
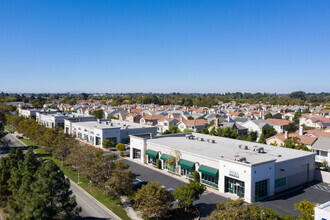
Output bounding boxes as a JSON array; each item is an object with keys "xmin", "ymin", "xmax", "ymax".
[
  {"xmin": 72, "ymin": 119, "xmax": 155, "ymax": 130},
  {"xmin": 146, "ymin": 133, "xmax": 315, "ymax": 165}
]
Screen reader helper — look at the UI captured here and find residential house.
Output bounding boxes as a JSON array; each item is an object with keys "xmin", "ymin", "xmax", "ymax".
[
  {"xmin": 177, "ymin": 119, "xmax": 208, "ymax": 132},
  {"xmin": 311, "ymin": 137, "xmax": 330, "ymax": 166},
  {"xmin": 266, "ymin": 119, "xmax": 291, "ymax": 134}
]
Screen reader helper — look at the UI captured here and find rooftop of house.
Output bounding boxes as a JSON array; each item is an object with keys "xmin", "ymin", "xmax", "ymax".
[
  {"xmin": 267, "ymin": 132, "xmax": 318, "ymax": 146},
  {"xmin": 312, "ymin": 137, "xmax": 330, "ymax": 151},
  {"xmin": 72, "ymin": 119, "xmax": 155, "ymax": 130},
  {"xmin": 266, "ymin": 118, "xmax": 291, "ymax": 126},
  {"xmin": 144, "ymin": 133, "xmax": 314, "ymax": 165}
]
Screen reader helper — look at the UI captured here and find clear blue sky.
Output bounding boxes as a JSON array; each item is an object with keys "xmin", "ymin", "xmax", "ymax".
[{"xmin": 1, "ymin": 0, "xmax": 329, "ymax": 93}]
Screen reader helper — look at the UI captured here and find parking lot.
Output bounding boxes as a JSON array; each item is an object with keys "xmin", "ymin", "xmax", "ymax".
[{"xmin": 122, "ymin": 157, "xmax": 330, "ymax": 218}]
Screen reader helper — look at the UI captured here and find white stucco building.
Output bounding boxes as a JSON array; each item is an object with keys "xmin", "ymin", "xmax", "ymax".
[
  {"xmin": 130, "ymin": 133, "xmax": 315, "ymax": 203},
  {"xmin": 37, "ymin": 112, "xmax": 95, "ymax": 128},
  {"xmin": 65, "ymin": 119, "xmax": 157, "ymax": 148}
]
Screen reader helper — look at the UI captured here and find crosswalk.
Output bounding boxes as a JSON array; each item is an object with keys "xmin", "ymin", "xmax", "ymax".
[{"xmin": 310, "ymin": 183, "xmax": 330, "ymax": 193}]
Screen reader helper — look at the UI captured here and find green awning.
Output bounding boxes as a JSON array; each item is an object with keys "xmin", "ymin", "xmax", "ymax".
[
  {"xmin": 198, "ymin": 165, "xmax": 219, "ymax": 177},
  {"xmin": 160, "ymin": 154, "xmax": 174, "ymax": 162},
  {"xmin": 178, "ymin": 159, "xmax": 195, "ymax": 170},
  {"xmin": 145, "ymin": 149, "xmax": 158, "ymax": 158}
]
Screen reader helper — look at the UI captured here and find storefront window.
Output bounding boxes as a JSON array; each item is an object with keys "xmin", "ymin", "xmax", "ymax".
[
  {"xmin": 225, "ymin": 177, "xmax": 245, "ymax": 198},
  {"xmin": 202, "ymin": 173, "xmax": 218, "ymax": 188},
  {"xmin": 181, "ymin": 167, "xmax": 194, "ymax": 178},
  {"xmin": 164, "ymin": 162, "xmax": 176, "ymax": 173},
  {"xmin": 133, "ymin": 149, "xmax": 141, "ymax": 159},
  {"xmin": 255, "ymin": 179, "xmax": 268, "ymax": 200},
  {"xmin": 148, "ymin": 156, "xmax": 156, "ymax": 166},
  {"xmin": 275, "ymin": 177, "xmax": 286, "ymax": 188}
]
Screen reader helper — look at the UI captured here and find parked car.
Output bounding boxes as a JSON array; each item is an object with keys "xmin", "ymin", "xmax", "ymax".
[{"xmin": 133, "ymin": 181, "xmax": 148, "ymax": 190}]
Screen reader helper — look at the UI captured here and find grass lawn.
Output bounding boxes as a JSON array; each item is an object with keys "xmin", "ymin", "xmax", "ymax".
[
  {"xmin": 20, "ymin": 139, "xmax": 37, "ymax": 147},
  {"xmin": 34, "ymin": 147, "xmax": 130, "ymax": 220},
  {"xmin": 5, "ymin": 124, "xmax": 15, "ymax": 133}
]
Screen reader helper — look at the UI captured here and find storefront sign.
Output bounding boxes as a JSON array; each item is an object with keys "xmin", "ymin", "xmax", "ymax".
[{"xmin": 229, "ymin": 170, "xmax": 239, "ymax": 178}]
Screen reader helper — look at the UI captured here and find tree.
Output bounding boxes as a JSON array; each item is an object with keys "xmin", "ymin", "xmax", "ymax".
[
  {"xmin": 183, "ymin": 128, "xmax": 194, "ymax": 133},
  {"xmin": 258, "ymin": 134, "xmax": 266, "ymax": 144},
  {"xmin": 24, "ymin": 160, "xmax": 81, "ymax": 219},
  {"xmin": 208, "ymin": 199, "xmax": 295, "ymax": 220},
  {"xmin": 285, "ymin": 123, "xmax": 298, "ymax": 133},
  {"xmin": 187, "ymin": 116, "xmax": 194, "ymax": 120},
  {"xmin": 265, "ymin": 112, "xmax": 272, "ymax": 119},
  {"xmin": 294, "ymin": 200, "xmax": 316, "ymax": 220},
  {"xmin": 174, "ymin": 179, "xmax": 206, "ymax": 211},
  {"xmin": 92, "ymin": 110, "xmax": 104, "ymax": 119},
  {"xmin": 107, "ymin": 115, "xmax": 117, "ymax": 120},
  {"xmin": 293, "ymin": 112, "xmax": 302, "ymax": 123},
  {"xmin": 102, "ymin": 139, "xmax": 114, "ymax": 148},
  {"xmin": 168, "ymin": 125, "xmax": 180, "ymax": 134},
  {"xmin": 105, "ymin": 161, "xmax": 135, "ymax": 197},
  {"xmin": 262, "ymin": 126, "xmax": 277, "ymax": 139},
  {"xmin": 238, "ymin": 113, "xmax": 244, "ymax": 117},
  {"xmin": 116, "ymin": 143, "xmax": 126, "ymax": 156},
  {"xmin": 134, "ymin": 182, "xmax": 174, "ymax": 218}
]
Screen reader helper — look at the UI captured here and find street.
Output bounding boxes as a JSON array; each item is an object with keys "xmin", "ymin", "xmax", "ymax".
[{"xmin": 1, "ymin": 133, "xmax": 118, "ymax": 220}]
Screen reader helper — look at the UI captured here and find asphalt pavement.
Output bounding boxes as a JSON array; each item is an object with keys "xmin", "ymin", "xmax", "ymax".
[
  {"xmin": 122, "ymin": 158, "xmax": 227, "ymax": 218},
  {"xmin": 1, "ymin": 133, "xmax": 118, "ymax": 220},
  {"xmin": 122, "ymin": 157, "xmax": 330, "ymax": 218}
]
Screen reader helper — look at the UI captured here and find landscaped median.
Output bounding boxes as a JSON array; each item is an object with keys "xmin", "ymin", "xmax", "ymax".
[{"xmin": 33, "ymin": 147, "xmax": 130, "ymax": 220}]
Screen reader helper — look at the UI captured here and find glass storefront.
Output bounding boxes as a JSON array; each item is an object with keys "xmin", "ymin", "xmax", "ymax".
[
  {"xmin": 181, "ymin": 167, "xmax": 194, "ymax": 178},
  {"xmin": 225, "ymin": 176, "xmax": 245, "ymax": 198},
  {"xmin": 133, "ymin": 148, "xmax": 141, "ymax": 159},
  {"xmin": 148, "ymin": 156, "xmax": 157, "ymax": 165},
  {"xmin": 201, "ymin": 173, "xmax": 218, "ymax": 188},
  {"xmin": 255, "ymin": 179, "xmax": 268, "ymax": 200}
]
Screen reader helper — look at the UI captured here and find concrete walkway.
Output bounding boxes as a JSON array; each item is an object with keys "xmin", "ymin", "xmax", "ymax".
[{"xmin": 120, "ymin": 196, "xmax": 143, "ymax": 220}]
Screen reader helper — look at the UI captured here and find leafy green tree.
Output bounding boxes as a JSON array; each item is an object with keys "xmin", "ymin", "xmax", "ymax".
[
  {"xmin": 24, "ymin": 160, "xmax": 81, "ymax": 219},
  {"xmin": 265, "ymin": 112, "xmax": 272, "ymax": 119},
  {"xmin": 102, "ymin": 139, "xmax": 114, "ymax": 148},
  {"xmin": 106, "ymin": 161, "xmax": 135, "ymax": 197},
  {"xmin": 222, "ymin": 127, "xmax": 238, "ymax": 139},
  {"xmin": 107, "ymin": 115, "xmax": 118, "ymax": 119},
  {"xmin": 116, "ymin": 143, "xmax": 126, "ymax": 156},
  {"xmin": 258, "ymin": 134, "xmax": 266, "ymax": 144},
  {"xmin": 285, "ymin": 123, "xmax": 298, "ymax": 133},
  {"xmin": 134, "ymin": 182, "xmax": 174, "ymax": 218},
  {"xmin": 294, "ymin": 200, "xmax": 316, "ymax": 220},
  {"xmin": 92, "ymin": 110, "xmax": 104, "ymax": 119},
  {"xmin": 168, "ymin": 125, "xmax": 180, "ymax": 134},
  {"xmin": 183, "ymin": 128, "xmax": 194, "ymax": 133},
  {"xmin": 262, "ymin": 126, "xmax": 277, "ymax": 139},
  {"xmin": 187, "ymin": 116, "xmax": 194, "ymax": 120},
  {"xmin": 174, "ymin": 179, "xmax": 206, "ymax": 211},
  {"xmin": 293, "ymin": 112, "xmax": 302, "ymax": 123},
  {"xmin": 238, "ymin": 113, "xmax": 244, "ymax": 117}
]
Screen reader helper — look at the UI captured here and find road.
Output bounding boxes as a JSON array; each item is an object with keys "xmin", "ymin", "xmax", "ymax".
[{"xmin": 1, "ymin": 133, "xmax": 118, "ymax": 220}]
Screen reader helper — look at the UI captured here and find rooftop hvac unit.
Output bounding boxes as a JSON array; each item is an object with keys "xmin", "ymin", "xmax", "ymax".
[
  {"xmin": 234, "ymin": 156, "xmax": 247, "ymax": 162},
  {"xmin": 200, "ymin": 138, "xmax": 204, "ymax": 141},
  {"xmin": 253, "ymin": 146, "xmax": 264, "ymax": 153},
  {"xmin": 239, "ymin": 145, "xmax": 248, "ymax": 150},
  {"xmin": 207, "ymin": 139, "xmax": 216, "ymax": 143}
]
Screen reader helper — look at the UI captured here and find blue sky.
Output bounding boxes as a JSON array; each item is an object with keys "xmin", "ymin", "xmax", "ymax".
[{"xmin": 0, "ymin": 0, "xmax": 329, "ymax": 93}]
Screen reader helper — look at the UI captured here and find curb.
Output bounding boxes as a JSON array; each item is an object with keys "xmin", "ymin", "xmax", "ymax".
[{"xmin": 69, "ymin": 180, "xmax": 121, "ymax": 220}]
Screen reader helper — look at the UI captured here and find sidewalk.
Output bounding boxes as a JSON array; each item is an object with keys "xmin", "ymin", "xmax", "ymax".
[{"xmin": 124, "ymin": 157, "xmax": 238, "ymax": 200}]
